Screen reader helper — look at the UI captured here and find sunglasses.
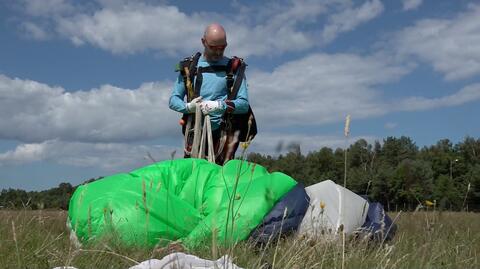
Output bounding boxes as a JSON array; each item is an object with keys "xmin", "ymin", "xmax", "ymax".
[{"xmin": 204, "ymin": 39, "xmax": 227, "ymax": 51}]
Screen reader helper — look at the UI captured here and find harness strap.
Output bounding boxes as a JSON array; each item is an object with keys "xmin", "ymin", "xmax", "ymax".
[
  {"xmin": 178, "ymin": 52, "xmax": 201, "ymax": 101},
  {"xmin": 226, "ymin": 59, "xmax": 234, "ymax": 90},
  {"xmin": 197, "ymin": 65, "xmax": 228, "ymax": 73},
  {"xmin": 228, "ymin": 61, "xmax": 246, "ymax": 100},
  {"xmin": 188, "ymin": 52, "xmax": 201, "ymax": 80}
]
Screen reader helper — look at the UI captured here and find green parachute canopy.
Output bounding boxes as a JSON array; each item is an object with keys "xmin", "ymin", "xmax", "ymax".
[{"xmin": 68, "ymin": 158, "xmax": 297, "ymax": 248}]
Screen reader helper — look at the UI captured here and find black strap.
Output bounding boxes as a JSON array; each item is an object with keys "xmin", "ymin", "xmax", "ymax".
[
  {"xmin": 188, "ymin": 52, "xmax": 201, "ymax": 80},
  {"xmin": 197, "ymin": 65, "xmax": 228, "ymax": 73},
  {"xmin": 189, "ymin": 52, "xmax": 201, "ymax": 99},
  {"xmin": 177, "ymin": 52, "xmax": 201, "ymax": 101},
  {"xmin": 194, "ymin": 70, "xmax": 203, "ymax": 97},
  {"xmin": 226, "ymin": 59, "xmax": 235, "ymax": 90},
  {"xmin": 228, "ymin": 61, "xmax": 246, "ymax": 100},
  {"xmin": 223, "ymin": 58, "xmax": 256, "ymax": 142}
]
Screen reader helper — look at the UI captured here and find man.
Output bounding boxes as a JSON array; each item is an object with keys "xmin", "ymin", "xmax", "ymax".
[{"xmin": 169, "ymin": 23, "xmax": 253, "ymax": 165}]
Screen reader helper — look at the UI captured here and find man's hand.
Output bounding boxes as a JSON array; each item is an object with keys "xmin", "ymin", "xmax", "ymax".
[
  {"xmin": 200, "ymin": 100, "xmax": 223, "ymax": 115},
  {"xmin": 186, "ymin": 96, "xmax": 203, "ymax": 113}
]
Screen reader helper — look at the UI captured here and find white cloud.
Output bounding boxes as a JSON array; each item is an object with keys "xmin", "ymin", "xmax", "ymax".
[
  {"xmin": 56, "ymin": 4, "xmax": 206, "ymax": 55},
  {"xmin": 227, "ymin": 0, "xmax": 328, "ymax": 56},
  {"xmin": 13, "ymin": 0, "xmax": 383, "ymax": 57},
  {"xmin": 322, "ymin": 0, "xmax": 384, "ymax": 43},
  {"xmin": 402, "ymin": 0, "xmax": 423, "ymax": 11},
  {"xmin": 395, "ymin": 83, "xmax": 480, "ymax": 111},
  {"xmin": 0, "ymin": 140, "xmax": 178, "ymax": 171},
  {"xmin": 0, "ymin": 74, "xmax": 179, "ymax": 143},
  {"xmin": 20, "ymin": 0, "xmax": 75, "ymax": 17},
  {"xmin": 248, "ymin": 52, "xmax": 480, "ymax": 133},
  {"xmin": 393, "ymin": 4, "xmax": 480, "ymax": 80},
  {"xmin": 53, "ymin": 1, "xmax": 323, "ymax": 56},
  {"xmin": 248, "ymin": 53, "xmax": 409, "ymax": 128},
  {"xmin": 0, "ymin": 143, "xmax": 47, "ymax": 163}
]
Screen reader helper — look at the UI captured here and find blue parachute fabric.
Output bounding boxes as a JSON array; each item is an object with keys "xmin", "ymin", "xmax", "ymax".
[
  {"xmin": 360, "ymin": 200, "xmax": 397, "ymax": 242},
  {"xmin": 249, "ymin": 183, "xmax": 310, "ymax": 244}
]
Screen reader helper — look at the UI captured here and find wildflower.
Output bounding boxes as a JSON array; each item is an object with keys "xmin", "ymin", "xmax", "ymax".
[
  {"xmin": 240, "ymin": 142, "xmax": 250, "ymax": 150},
  {"xmin": 425, "ymin": 200, "xmax": 434, "ymax": 207}
]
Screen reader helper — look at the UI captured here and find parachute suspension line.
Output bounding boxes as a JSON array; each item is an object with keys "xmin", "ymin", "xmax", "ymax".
[
  {"xmin": 190, "ymin": 106, "xmax": 203, "ymax": 158},
  {"xmin": 198, "ymin": 115, "xmax": 215, "ymax": 163},
  {"xmin": 184, "ymin": 106, "xmax": 216, "ymax": 163}
]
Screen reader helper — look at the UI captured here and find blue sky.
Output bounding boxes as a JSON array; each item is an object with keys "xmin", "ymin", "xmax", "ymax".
[{"xmin": 1, "ymin": 0, "xmax": 479, "ymax": 191}]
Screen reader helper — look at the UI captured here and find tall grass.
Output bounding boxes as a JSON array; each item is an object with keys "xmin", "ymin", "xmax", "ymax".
[
  {"xmin": 0, "ymin": 209, "xmax": 478, "ymax": 268},
  {"xmin": 342, "ymin": 114, "xmax": 351, "ymax": 269}
]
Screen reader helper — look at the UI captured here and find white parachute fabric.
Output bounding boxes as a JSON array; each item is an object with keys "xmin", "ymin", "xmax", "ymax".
[
  {"xmin": 298, "ymin": 180, "xmax": 369, "ymax": 239},
  {"xmin": 128, "ymin": 252, "xmax": 244, "ymax": 269},
  {"xmin": 53, "ymin": 252, "xmax": 243, "ymax": 269}
]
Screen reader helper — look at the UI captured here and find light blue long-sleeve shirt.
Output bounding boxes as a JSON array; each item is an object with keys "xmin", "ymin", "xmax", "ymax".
[{"xmin": 169, "ymin": 55, "xmax": 249, "ymax": 130}]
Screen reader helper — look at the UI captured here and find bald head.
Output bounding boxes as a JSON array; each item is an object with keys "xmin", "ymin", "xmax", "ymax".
[
  {"xmin": 203, "ymin": 23, "xmax": 227, "ymax": 43},
  {"xmin": 202, "ymin": 23, "xmax": 227, "ymax": 62}
]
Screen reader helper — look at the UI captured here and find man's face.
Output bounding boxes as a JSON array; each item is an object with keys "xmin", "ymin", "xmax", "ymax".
[{"xmin": 202, "ymin": 37, "xmax": 227, "ymax": 62}]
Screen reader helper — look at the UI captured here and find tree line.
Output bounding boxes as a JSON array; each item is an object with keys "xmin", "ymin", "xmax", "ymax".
[
  {"xmin": 0, "ymin": 182, "xmax": 74, "ymax": 210},
  {"xmin": 248, "ymin": 136, "xmax": 480, "ymax": 211},
  {"xmin": 0, "ymin": 178, "xmax": 101, "ymax": 210},
  {"xmin": 1, "ymin": 136, "xmax": 479, "ymax": 211}
]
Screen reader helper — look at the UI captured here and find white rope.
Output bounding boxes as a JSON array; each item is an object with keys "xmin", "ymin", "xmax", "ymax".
[
  {"xmin": 198, "ymin": 115, "xmax": 215, "ymax": 163},
  {"xmin": 206, "ymin": 117, "xmax": 215, "ymax": 163},
  {"xmin": 190, "ymin": 106, "xmax": 203, "ymax": 158},
  {"xmin": 184, "ymin": 106, "xmax": 216, "ymax": 163}
]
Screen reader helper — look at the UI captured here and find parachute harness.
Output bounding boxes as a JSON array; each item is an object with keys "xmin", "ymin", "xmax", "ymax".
[{"xmin": 178, "ymin": 52, "xmax": 257, "ymax": 164}]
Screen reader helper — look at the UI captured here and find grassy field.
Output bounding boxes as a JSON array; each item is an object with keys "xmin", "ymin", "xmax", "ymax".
[{"xmin": 0, "ymin": 210, "xmax": 478, "ymax": 269}]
